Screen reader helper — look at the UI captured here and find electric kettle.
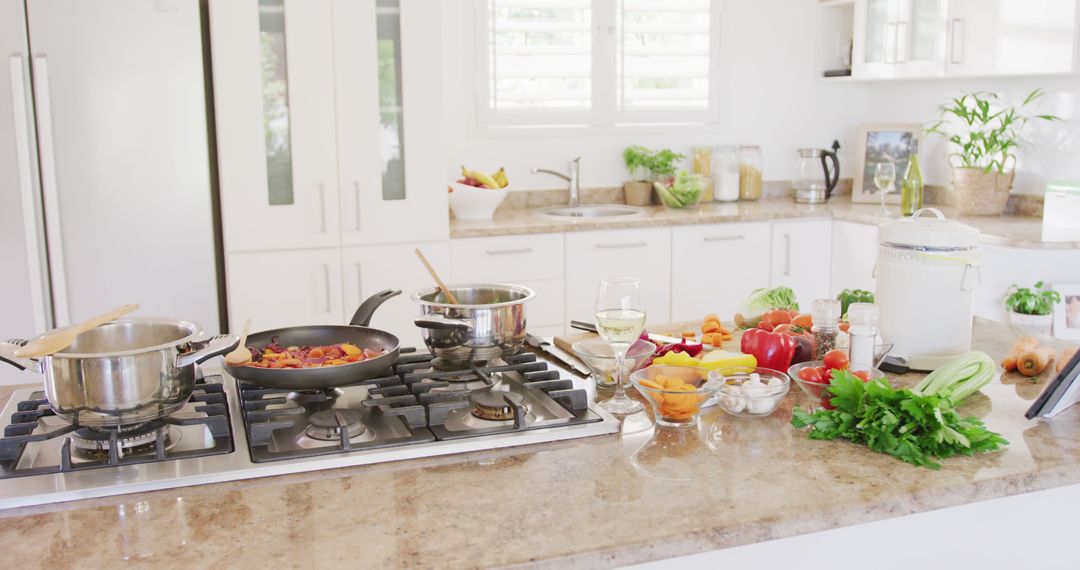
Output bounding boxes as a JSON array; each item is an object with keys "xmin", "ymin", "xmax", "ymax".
[{"xmin": 793, "ymin": 141, "xmax": 840, "ymax": 204}]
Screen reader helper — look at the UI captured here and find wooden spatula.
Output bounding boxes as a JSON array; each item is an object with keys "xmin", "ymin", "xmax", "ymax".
[
  {"xmin": 414, "ymin": 248, "xmax": 460, "ymax": 305},
  {"xmin": 15, "ymin": 304, "xmax": 139, "ymax": 358},
  {"xmin": 224, "ymin": 319, "xmax": 252, "ymax": 366}
]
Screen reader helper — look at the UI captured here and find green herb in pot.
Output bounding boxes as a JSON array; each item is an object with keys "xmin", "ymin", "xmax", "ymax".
[{"xmin": 1004, "ymin": 281, "xmax": 1061, "ymax": 316}]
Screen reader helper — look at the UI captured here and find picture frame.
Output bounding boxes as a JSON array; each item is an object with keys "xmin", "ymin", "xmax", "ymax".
[
  {"xmin": 1053, "ymin": 283, "xmax": 1080, "ymax": 340},
  {"xmin": 852, "ymin": 123, "xmax": 923, "ymax": 204}
]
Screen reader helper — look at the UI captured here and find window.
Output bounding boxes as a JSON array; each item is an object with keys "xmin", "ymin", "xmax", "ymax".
[{"xmin": 479, "ymin": 0, "xmax": 717, "ymax": 127}]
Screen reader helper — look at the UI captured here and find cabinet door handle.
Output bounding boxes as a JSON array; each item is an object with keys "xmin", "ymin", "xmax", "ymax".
[
  {"xmin": 783, "ymin": 234, "xmax": 792, "ymax": 277},
  {"xmin": 595, "ymin": 242, "xmax": 647, "ymax": 250},
  {"xmin": 950, "ymin": 18, "xmax": 965, "ymax": 64},
  {"xmin": 318, "ymin": 183, "xmax": 327, "ymax": 233},
  {"xmin": 32, "ymin": 54, "xmax": 70, "ymax": 325},
  {"xmin": 320, "ymin": 263, "xmax": 332, "ymax": 313},
  {"xmin": 353, "ymin": 181, "xmax": 362, "ymax": 231},
  {"xmin": 703, "ymin": 234, "xmax": 745, "ymax": 242},
  {"xmin": 9, "ymin": 55, "xmax": 48, "ymax": 332},
  {"xmin": 485, "ymin": 247, "xmax": 533, "ymax": 255},
  {"xmin": 355, "ymin": 262, "xmax": 363, "ymax": 303},
  {"xmin": 896, "ymin": 21, "xmax": 907, "ymax": 63}
]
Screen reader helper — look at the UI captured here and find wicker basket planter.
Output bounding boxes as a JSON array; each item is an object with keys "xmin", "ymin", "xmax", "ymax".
[{"xmin": 951, "ymin": 167, "xmax": 1014, "ymax": 216}]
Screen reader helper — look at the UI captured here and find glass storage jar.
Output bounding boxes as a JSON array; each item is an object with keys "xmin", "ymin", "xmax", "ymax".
[
  {"xmin": 712, "ymin": 145, "xmax": 740, "ymax": 202},
  {"xmin": 737, "ymin": 145, "xmax": 763, "ymax": 201}
]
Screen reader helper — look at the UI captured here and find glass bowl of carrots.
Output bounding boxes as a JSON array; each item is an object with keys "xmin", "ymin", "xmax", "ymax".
[{"xmin": 630, "ymin": 365, "xmax": 722, "ymax": 427}]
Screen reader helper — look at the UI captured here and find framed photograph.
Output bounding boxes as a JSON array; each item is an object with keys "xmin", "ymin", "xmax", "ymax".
[
  {"xmin": 852, "ymin": 123, "xmax": 923, "ymax": 204},
  {"xmin": 1053, "ymin": 284, "xmax": 1080, "ymax": 340}
]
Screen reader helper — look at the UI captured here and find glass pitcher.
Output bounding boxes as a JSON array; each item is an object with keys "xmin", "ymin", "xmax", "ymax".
[{"xmin": 793, "ymin": 144, "xmax": 840, "ymax": 204}]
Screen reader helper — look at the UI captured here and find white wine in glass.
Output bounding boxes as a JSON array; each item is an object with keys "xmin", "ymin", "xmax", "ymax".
[
  {"xmin": 595, "ymin": 277, "xmax": 646, "ymax": 415},
  {"xmin": 874, "ymin": 161, "xmax": 896, "ymax": 216}
]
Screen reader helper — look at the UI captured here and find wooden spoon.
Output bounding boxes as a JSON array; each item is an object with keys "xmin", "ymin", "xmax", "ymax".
[
  {"xmin": 414, "ymin": 248, "xmax": 460, "ymax": 305},
  {"xmin": 15, "ymin": 304, "xmax": 139, "ymax": 358},
  {"xmin": 224, "ymin": 319, "xmax": 252, "ymax": 366}
]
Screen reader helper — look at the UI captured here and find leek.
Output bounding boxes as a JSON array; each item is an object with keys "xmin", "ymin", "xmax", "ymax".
[{"xmin": 913, "ymin": 351, "xmax": 996, "ymax": 403}]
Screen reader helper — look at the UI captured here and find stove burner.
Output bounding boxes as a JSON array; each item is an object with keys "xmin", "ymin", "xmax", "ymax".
[
  {"xmin": 470, "ymin": 391, "xmax": 526, "ymax": 421},
  {"xmin": 288, "ymin": 389, "xmax": 345, "ymax": 405},
  {"xmin": 71, "ymin": 423, "xmax": 181, "ymax": 458},
  {"xmin": 432, "ymin": 346, "xmax": 503, "ymax": 369},
  {"xmin": 302, "ymin": 409, "xmax": 367, "ymax": 442}
]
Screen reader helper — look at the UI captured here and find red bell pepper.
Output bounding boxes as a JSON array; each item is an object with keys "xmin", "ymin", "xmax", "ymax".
[{"xmin": 740, "ymin": 328, "xmax": 797, "ymax": 371}]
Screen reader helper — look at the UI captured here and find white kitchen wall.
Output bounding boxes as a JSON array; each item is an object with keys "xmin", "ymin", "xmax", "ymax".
[
  {"xmin": 864, "ymin": 76, "xmax": 1080, "ymax": 195},
  {"xmin": 441, "ymin": 0, "xmax": 872, "ymax": 190}
]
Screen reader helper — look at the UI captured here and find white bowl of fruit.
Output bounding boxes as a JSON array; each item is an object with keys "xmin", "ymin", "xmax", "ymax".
[{"xmin": 449, "ymin": 165, "xmax": 510, "ymax": 220}]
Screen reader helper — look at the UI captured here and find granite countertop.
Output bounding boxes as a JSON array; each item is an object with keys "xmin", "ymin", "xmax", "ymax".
[
  {"xmin": 1, "ymin": 319, "xmax": 1078, "ymax": 568},
  {"xmin": 450, "ymin": 198, "xmax": 1074, "ymax": 250}
]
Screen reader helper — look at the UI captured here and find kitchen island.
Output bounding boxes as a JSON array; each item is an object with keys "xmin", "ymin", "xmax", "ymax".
[{"xmin": 0, "ymin": 318, "xmax": 1077, "ymax": 568}]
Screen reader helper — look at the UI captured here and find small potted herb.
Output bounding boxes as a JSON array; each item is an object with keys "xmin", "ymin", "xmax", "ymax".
[
  {"xmin": 926, "ymin": 89, "xmax": 1059, "ymax": 216},
  {"xmin": 1004, "ymin": 281, "xmax": 1061, "ymax": 335},
  {"xmin": 622, "ymin": 146, "xmax": 685, "ymax": 206}
]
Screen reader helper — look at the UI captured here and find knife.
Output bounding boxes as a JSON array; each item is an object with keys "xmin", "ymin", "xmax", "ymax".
[
  {"xmin": 569, "ymin": 320, "xmax": 685, "ymax": 346},
  {"xmin": 525, "ymin": 333, "xmax": 592, "ymax": 376}
]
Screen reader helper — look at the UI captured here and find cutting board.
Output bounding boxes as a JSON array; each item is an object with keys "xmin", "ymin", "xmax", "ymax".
[{"xmin": 553, "ymin": 320, "xmax": 742, "ymax": 355}]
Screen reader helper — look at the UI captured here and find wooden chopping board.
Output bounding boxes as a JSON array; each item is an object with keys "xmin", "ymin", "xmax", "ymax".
[{"xmin": 553, "ymin": 320, "xmax": 744, "ymax": 354}]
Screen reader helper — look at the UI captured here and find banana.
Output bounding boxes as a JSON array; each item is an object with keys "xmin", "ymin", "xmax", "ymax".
[
  {"xmin": 461, "ymin": 165, "xmax": 500, "ymax": 189},
  {"xmin": 492, "ymin": 167, "xmax": 509, "ymax": 188}
]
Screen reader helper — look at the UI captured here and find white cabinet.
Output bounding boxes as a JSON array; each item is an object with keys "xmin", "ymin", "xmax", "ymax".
[
  {"xmin": 830, "ymin": 220, "xmax": 879, "ymax": 294},
  {"xmin": 342, "ymin": 241, "xmax": 450, "ymax": 349},
  {"xmin": 670, "ymin": 223, "xmax": 772, "ymax": 322},
  {"xmin": 947, "ymin": 0, "xmax": 1078, "ymax": 77},
  {"xmin": 226, "ymin": 248, "xmax": 344, "ymax": 331},
  {"xmin": 565, "ymin": 228, "xmax": 672, "ymax": 325},
  {"xmin": 770, "ymin": 219, "xmax": 832, "ymax": 305},
  {"xmin": 451, "ymin": 233, "xmax": 566, "ymax": 331},
  {"xmin": 855, "ymin": 0, "xmax": 948, "ymax": 79}
]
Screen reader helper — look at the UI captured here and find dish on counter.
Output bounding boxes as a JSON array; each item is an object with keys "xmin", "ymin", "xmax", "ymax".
[
  {"xmin": 788, "ymin": 360, "xmax": 888, "ymax": 409},
  {"xmin": 710, "ymin": 367, "xmax": 790, "ymax": 417},
  {"xmin": 630, "ymin": 365, "xmax": 722, "ymax": 427},
  {"xmin": 240, "ymin": 339, "xmax": 386, "ymax": 369}
]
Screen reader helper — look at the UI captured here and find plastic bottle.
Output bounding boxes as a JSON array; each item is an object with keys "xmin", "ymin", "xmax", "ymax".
[{"xmin": 848, "ymin": 303, "xmax": 880, "ymax": 372}]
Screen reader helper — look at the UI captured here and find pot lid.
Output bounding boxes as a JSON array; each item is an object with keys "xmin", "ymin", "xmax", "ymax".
[{"xmin": 878, "ymin": 208, "xmax": 980, "ymax": 249}]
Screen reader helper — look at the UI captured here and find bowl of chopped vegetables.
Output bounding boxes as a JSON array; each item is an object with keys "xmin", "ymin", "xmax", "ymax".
[
  {"xmin": 653, "ymin": 171, "xmax": 704, "ymax": 209},
  {"xmin": 630, "ymin": 365, "xmax": 722, "ymax": 427},
  {"xmin": 788, "ymin": 360, "xmax": 887, "ymax": 410},
  {"xmin": 710, "ymin": 367, "xmax": 790, "ymax": 417}
]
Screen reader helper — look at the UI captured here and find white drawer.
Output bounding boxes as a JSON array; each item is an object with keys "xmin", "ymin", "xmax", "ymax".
[
  {"xmin": 520, "ymin": 278, "xmax": 564, "ymax": 327},
  {"xmin": 671, "ymin": 222, "xmax": 771, "ymax": 322},
  {"xmin": 450, "ymin": 234, "xmax": 564, "ymax": 283},
  {"xmin": 565, "ymin": 227, "xmax": 672, "ymax": 324},
  {"xmin": 528, "ymin": 324, "xmax": 566, "ymax": 339}
]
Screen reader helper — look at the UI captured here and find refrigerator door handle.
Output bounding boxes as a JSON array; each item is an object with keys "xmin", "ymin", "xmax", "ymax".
[
  {"xmin": 31, "ymin": 54, "xmax": 69, "ymax": 326},
  {"xmin": 9, "ymin": 55, "xmax": 49, "ymax": 332}
]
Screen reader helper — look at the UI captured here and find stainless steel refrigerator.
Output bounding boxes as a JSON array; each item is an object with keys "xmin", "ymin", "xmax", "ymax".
[{"xmin": 0, "ymin": 0, "xmax": 220, "ymax": 384}]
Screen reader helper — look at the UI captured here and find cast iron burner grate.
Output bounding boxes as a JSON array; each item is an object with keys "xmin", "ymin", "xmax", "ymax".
[
  {"xmin": 0, "ymin": 377, "xmax": 234, "ymax": 479},
  {"xmin": 236, "ymin": 348, "xmax": 601, "ymax": 462}
]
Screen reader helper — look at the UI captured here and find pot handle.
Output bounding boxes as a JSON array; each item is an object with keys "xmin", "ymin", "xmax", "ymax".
[
  {"xmin": 349, "ymin": 289, "xmax": 402, "ymax": 327},
  {"xmin": 175, "ymin": 334, "xmax": 240, "ymax": 368},
  {"xmin": 414, "ymin": 315, "xmax": 473, "ymax": 331},
  {"xmin": 0, "ymin": 339, "xmax": 41, "ymax": 372}
]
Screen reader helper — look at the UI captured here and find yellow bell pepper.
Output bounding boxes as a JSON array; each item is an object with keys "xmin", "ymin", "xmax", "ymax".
[
  {"xmin": 697, "ymin": 350, "xmax": 757, "ymax": 372},
  {"xmin": 651, "ymin": 350, "xmax": 700, "ymax": 367}
]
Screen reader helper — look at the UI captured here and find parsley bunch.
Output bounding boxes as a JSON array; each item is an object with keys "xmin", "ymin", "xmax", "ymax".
[{"xmin": 791, "ymin": 370, "xmax": 1008, "ymax": 470}]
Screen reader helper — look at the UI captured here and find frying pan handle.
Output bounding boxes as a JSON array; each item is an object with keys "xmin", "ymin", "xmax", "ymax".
[
  {"xmin": 0, "ymin": 339, "xmax": 41, "ymax": 372},
  {"xmin": 350, "ymin": 289, "xmax": 402, "ymax": 326},
  {"xmin": 414, "ymin": 315, "xmax": 473, "ymax": 331},
  {"xmin": 176, "ymin": 334, "xmax": 240, "ymax": 368}
]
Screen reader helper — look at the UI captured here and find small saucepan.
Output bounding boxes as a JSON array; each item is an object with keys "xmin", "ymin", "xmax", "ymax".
[
  {"xmin": 413, "ymin": 283, "xmax": 534, "ymax": 364},
  {"xmin": 226, "ymin": 290, "xmax": 402, "ymax": 391}
]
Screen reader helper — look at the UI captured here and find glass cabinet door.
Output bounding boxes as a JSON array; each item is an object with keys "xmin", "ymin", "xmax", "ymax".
[
  {"xmin": 334, "ymin": 0, "xmax": 448, "ymax": 245},
  {"xmin": 211, "ymin": 0, "xmax": 340, "ymax": 253},
  {"xmin": 895, "ymin": 0, "xmax": 947, "ymax": 76}
]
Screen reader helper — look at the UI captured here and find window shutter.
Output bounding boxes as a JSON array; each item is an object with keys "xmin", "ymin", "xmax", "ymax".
[{"xmin": 617, "ymin": 0, "xmax": 711, "ymax": 111}]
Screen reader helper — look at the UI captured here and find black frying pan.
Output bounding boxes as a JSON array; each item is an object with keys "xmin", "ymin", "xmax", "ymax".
[{"xmin": 226, "ymin": 290, "xmax": 402, "ymax": 391}]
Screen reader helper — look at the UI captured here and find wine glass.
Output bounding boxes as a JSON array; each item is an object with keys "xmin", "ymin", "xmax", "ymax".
[
  {"xmin": 873, "ymin": 161, "xmax": 896, "ymax": 216},
  {"xmin": 594, "ymin": 277, "xmax": 646, "ymax": 415}
]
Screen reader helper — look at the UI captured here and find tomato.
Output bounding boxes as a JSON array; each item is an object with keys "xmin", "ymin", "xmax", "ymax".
[
  {"xmin": 797, "ymin": 366, "xmax": 823, "ymax": 383},
  {"xmin": 757, "ymin": 321, "xmax": 775, "ymax": 332},
  {"xmin": 774, "ymin": 323, "xmax": 810, "ymax": 337},
  {"xmin": 839, "ymin": 321, "xmax": 851, "ymax": 333},
  {"xmin": 815, "ymin": 366, "xmax": 832, "ymax": 382},
  {"xmin": 761, "ymin": 309, "xmax": 793, "ymax": 327},
  {"xmin": 823, "ymin": 349, "xmax": 850, "ymax": 371},
  {"xmin": 852, "ymin": 370, "xmax": 870, "ymax": 382}
]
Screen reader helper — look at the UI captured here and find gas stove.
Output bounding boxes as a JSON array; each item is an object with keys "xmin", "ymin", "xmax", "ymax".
[{"xmin": 0, "ymin": 348, "xmax": 618, "ymax": 509}]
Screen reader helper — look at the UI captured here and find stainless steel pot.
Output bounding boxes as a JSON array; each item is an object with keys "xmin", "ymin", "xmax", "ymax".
[
  {"xmin": 0, "ymin": 318, "xmax": 238, "ymax": 427},
  {"xmin": 413, "ymin": 283, "xmax": 534, "ymax": 364}
]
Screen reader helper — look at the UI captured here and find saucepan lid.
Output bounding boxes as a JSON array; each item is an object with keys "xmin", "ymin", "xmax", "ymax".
[{"xmin": 878, "ymin": 208, "xmax": 980, "ymax": 250}]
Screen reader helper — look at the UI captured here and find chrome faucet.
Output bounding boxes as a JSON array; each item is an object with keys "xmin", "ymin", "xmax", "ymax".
[{"xmin": 531, "ymin": 157, "xmax": 581, "ymax": 208}]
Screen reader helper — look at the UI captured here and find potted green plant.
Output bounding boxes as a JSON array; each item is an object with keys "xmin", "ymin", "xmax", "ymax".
[
  {"xmin": 622, "ymin": 145, "xmax": 653, "ymax": 206},
  {"xmin": 927, "ymin": 89, "xmax": 1059, "ymax": 216},
  {"xmin": 1004, "ymin": 281, "xmax": 1061, "ymax": 335},
  {"xmin": 621, "ymin": 146, "xmax": 685, "ymax": 206}
]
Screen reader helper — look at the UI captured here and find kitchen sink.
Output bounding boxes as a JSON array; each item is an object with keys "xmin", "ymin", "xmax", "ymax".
[{"xmin": 537, "ymin": 205, "xmax": 643, "ymax": 218}]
